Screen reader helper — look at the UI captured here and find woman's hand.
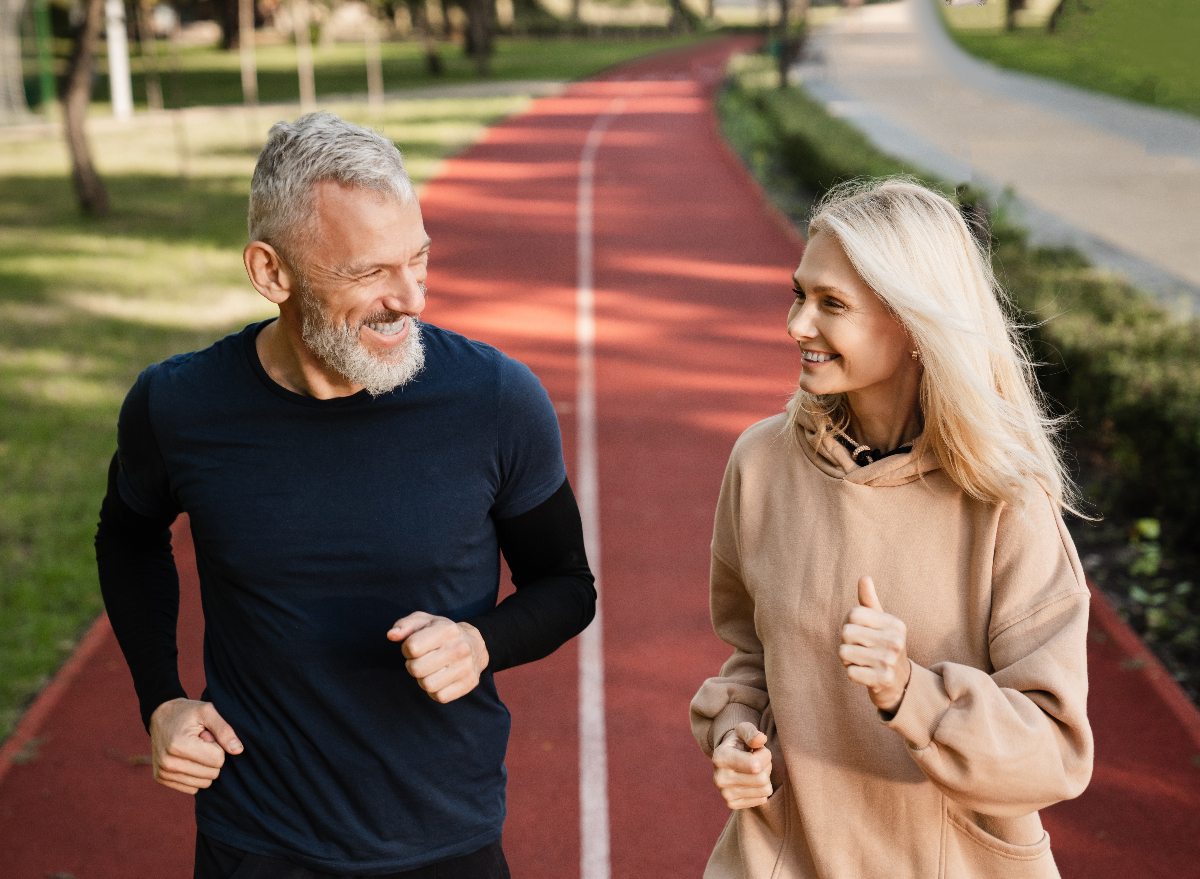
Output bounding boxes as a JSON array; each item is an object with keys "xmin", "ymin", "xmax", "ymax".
[
  {"xmin": 839, "ymin": 576, "xmax": 911, "ymax": 714},
  {"xmin": 712, "ymin": 721, "xmax": 773, "ymax": 809}
]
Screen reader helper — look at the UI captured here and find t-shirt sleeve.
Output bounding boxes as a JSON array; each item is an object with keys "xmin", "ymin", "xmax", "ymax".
[
  {"xmin": 491, "ymin": 356, "xmax": 567, "ymax": 520},
  {"xmin": 116, "ymin": 366, "xmax": 181, "ymax": 521}
]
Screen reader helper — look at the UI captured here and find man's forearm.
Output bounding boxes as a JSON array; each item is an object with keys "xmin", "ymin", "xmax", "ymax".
[
  {"xmin": 471, "ymin": 478, "xmax": 597, "ymax": 672},
  {"xmin": 468, "ymin": 575, "xmax": 595, "ymax": 672},
  {"xmin": 95, "ymin": 453, "xmax": 187, "ymax": 731}
]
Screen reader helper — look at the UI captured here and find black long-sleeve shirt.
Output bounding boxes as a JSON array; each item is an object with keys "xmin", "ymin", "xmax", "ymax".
[
  {"xmin": 93, "ymin": 321, "xmax": 593, "ymax": 873},
  {"xmin": 96, "ymin": 458, "xmax": 596, "ymax": 731}
]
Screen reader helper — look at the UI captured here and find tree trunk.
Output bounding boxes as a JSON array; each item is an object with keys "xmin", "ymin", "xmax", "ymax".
[
  {"xmin": 1046, "ymin": 0, "xmax": 1066, "ymax": 33},
  {"xmin": 0, "ymin": 0, "xmax": 31, "ymax": 123},
  {"xmin": 135, "ymin": 0, "xmax": 164, "ymax": 111},
  {"xmin": 64, "ymin": 0, "xmax": 109, "ymax": 215},
  {"xmin": 1006, "ymin": 0, "xmax": 1026, "ymax": 31},
  {"xmin": 778, "ymin": 0, "xmax": 808, "ymax": 88},
  {"xmin": 364, "ymin": 14, "xmax": 383, "ymax": 114},
  {"xmin": 408, "ymin": 0, "xmax": 442, "ymax": 74},
  {"xmin": 465, "ymin": 0, "xmax": 492, "ymax": 77},
  {"xmin": 221, "ymin": 0, "xmax": 239, "ymax": 49},
  {"xmin": 292, "ymin": 0, "xmax": 316, "ymax": 112},
  {"xmin": 238, "ymin": 0, "xmax": 257, "ymax": 105},
  {"xmin": 776, "ymin": 0, "xmax": 789, "ymax": 88},
  {"xmin": 668, "ymin": 0, "xmax": 686, "ymax": 33}
]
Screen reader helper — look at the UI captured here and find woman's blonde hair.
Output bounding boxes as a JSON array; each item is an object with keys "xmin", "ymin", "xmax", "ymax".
[{"xmin": 786, "ymin": 177, "xmax": 1080, "ymax": 513}]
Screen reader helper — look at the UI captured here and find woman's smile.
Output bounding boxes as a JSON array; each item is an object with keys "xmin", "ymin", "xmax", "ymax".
[{"xmin": 801, "ymin": 349, "xmax": 839, "ymax": 364}]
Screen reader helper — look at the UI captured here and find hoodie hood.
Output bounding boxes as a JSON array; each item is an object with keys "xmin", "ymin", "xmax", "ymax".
[{"xmin": 790, "ymin": 407, "xmax": 942, "ymax": 487}]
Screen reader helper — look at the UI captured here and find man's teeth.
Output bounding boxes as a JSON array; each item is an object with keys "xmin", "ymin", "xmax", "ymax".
[
  {"xmin": 366, "ymin": 318, "xmax": 406, "ymax": 336},
  {"xmin": 803, "ymin": 350, "xmax": 837, "ymax": 362}
]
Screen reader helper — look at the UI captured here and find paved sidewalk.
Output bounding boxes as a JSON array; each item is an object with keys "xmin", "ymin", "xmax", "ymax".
[{"xmin": 796, "ymin": 0, "xmax": 1200, "ymax": 309}]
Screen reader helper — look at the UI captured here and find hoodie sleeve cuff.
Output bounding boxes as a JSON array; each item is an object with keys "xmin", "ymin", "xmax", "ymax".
[
  {"xmin": 709, "ymin": 701, "xmax": 764, "ymax": 754},
  {"xmin": 880, "ymin": 661, "xmax": 951, "ymax": 750}
]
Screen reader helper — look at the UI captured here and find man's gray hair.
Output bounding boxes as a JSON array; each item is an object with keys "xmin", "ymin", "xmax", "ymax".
[{"xmin": 248, "ymin": 111, "xmax": 417, "ymax": 260}]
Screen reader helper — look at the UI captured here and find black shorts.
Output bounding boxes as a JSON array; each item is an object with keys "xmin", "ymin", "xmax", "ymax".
[{"xmin": 194, "ymin": 832, "xmax": 511, "ymax": 879}]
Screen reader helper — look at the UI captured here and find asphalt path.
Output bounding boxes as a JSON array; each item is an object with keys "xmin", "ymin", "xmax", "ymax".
[
  {"xmin": 796, "ymin": 0, "xmax": 1200, "ymax": 308},
  {"xmin": 2, "ymin": 35, "xmax": 1199, "ymax": 879}
]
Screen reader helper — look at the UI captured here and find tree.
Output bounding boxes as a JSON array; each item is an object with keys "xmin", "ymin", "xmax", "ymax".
[
  {"xmin": 463, "ymin": 0, "xmax": 492, "ymax": 77},
  {"xmin": 404, "ymin": 0, "xmax": 442, "ymax": 75},
  {"xmin": 63, "ymin": 0, "xmax": 109, "ymax": 215},
  {"xmin": 1006, "ymin": 0, "xmax": 1027, "ymax": 30},
  {"xmin": 667, "ymin": 0, "xmax": 688, "ymax": 33},
  {"xmin": 0, "ymin": 0, "xmax": 31, "ymax": 123},
  {"xmin": 221, "ymin": 0, "xmax": 240, "ymax": 49},
  {"xmin": 778, "ymin": 0, "xmax": 808, "ymax": 89},
  {"xmin": 134, "ymin": 0, "xmax": 164, "ymax": 111}
]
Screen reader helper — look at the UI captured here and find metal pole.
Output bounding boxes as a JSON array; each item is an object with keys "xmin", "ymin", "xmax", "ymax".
[
  {"xmin": 33, "ymin": 0, "xmax": 55, "ymax": 114},
  {"xmin": 104, "ymin": 0, "xmax": 133, "ymax": 119}
]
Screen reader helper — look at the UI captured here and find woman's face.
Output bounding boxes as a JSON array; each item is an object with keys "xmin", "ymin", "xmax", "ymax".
[{"xmin": 787, "ymin": 232, "xmax": 915, "ymax": 402}]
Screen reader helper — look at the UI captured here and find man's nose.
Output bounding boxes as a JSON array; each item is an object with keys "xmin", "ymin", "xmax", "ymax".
[{"xmin": 382, "ymin": 268, "xmax": 426, "ymax": 315}]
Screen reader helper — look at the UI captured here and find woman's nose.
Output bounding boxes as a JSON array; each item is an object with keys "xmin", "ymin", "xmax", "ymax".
[{"xmin": 788, "ymin": 306, "xmax": 816, "ymax": 341}]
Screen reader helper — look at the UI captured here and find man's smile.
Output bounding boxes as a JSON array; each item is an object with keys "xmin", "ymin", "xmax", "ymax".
[{"xmin": 365, "ymin": 317, "xmax": 408, "ymax": 337}]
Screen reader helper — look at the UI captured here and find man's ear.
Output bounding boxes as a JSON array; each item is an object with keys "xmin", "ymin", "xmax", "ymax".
[{"xmin": 244, "ymin": 241, "xmax": 298, "ymax": 305}]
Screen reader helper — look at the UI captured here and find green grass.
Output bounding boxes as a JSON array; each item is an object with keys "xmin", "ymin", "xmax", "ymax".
[
  {"xmin": 0, "ymin": 87, "xmax": 554, "ymax": 742},
  {"xmin": 29, "ymin": 34, "xmax": 705, "ymax": 110},
  {"xmin": 942, "ymin": 0, "xmax": 1200, "ymax": 117}
]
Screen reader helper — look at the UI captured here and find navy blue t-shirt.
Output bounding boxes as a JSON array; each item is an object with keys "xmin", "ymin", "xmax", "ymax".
[{"xmin": 116, "ymin": 320, "xmax": 567, "ymax": 874}]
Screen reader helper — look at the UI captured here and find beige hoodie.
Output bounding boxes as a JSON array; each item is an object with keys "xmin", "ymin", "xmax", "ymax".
[{"xmin": 690, "ymin": 413, "xmax": 1093, "ymax": 879}]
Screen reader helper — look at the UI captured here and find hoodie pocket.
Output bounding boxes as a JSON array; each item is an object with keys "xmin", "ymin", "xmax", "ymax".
[{"xmin": 943, "ymin": 809, "xmax": 1056, "ymax": 879}]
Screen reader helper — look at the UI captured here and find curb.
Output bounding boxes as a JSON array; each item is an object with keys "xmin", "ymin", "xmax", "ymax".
[
  {"xmin": 0, "ymin": 612, "xmax": 114, "ymax": 790},
  {"xmin": 1086, "ymin": 577, "xmax": 1200, "ymax": 751}
]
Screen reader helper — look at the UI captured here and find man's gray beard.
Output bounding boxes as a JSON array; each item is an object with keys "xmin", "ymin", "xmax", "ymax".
[{"xmin": 297, "ymin": 280, "xmax": 426, "ymax": 397}]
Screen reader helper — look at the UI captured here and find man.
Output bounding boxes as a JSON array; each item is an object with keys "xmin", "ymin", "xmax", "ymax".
[{"xmin": 95, "ymin": 112, "xmax": 596, "ymax": 879}]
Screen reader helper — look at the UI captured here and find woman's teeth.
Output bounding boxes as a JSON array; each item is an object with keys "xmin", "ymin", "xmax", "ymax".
[
  {"xmin": 802, "ymin": 350, "xmax": 837, "ymax": 363},
  {"xmin": 367, "ymin": 318, "xmax": 406, "ymax": 336}
]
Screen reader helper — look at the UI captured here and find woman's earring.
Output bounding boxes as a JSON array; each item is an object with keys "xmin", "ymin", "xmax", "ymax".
[{"xmin": 911, "ymin": 350, "xmax": 919, "ymax": 361}]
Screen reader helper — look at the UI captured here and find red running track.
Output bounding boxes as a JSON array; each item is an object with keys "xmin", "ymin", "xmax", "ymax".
[{"xmin": 2, "ymin": 37, "xmax": 1199, "ymax": 879}]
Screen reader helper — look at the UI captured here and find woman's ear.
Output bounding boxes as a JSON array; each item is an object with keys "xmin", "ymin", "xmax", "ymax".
[{"xmin": 244, "ymin": 241, "xmax": 298, "ymax": 305}]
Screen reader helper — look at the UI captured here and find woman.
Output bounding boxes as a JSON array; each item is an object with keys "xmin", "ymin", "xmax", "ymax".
[{"xmin": 690, "ymin": 179, "xmax": 1093, "ymax": 879}]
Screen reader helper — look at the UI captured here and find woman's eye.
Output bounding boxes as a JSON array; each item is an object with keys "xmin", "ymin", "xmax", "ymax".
[{"xmin": 793, "ymin": 289, "xmax": 804, "ymax": 300}]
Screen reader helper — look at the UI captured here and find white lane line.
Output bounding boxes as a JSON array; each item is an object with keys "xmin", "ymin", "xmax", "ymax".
[{"xmin": 577, "ymin": 97, "xmax": 624, "ymax": 879}]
